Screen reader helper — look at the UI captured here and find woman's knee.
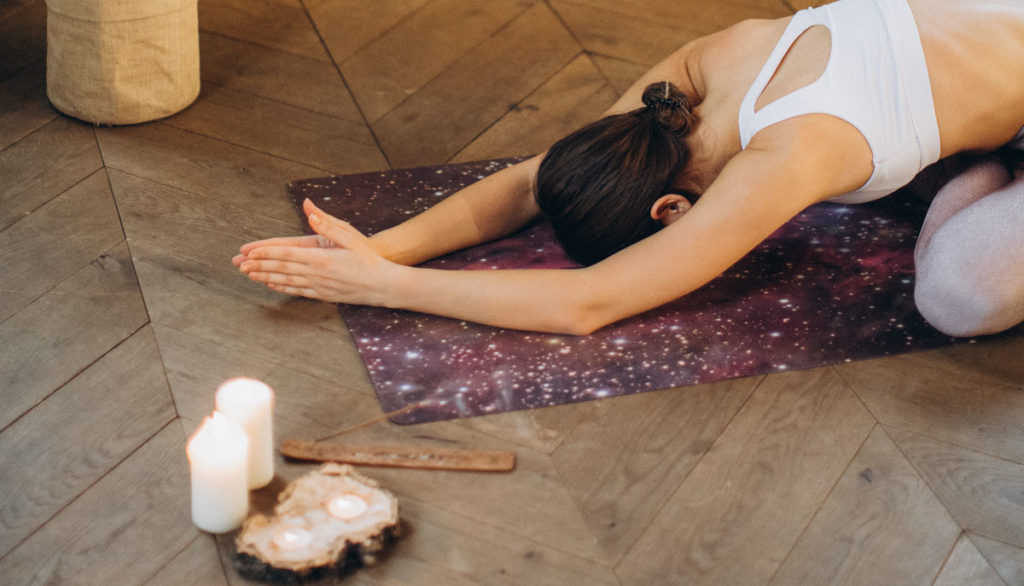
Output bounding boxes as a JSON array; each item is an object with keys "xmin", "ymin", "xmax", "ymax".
[
  {"xmin": 915, "ymin": 237, "xmax": 1024, "ymax": 337},
  {"xmin": 914, "ymin": 275, "xmax": 1008, "ymax": 337}
]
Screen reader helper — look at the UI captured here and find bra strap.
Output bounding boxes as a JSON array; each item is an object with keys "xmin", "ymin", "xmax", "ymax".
[{"xmin": 738, "ymin": 9, "xmax": 821, "ymax": 147}]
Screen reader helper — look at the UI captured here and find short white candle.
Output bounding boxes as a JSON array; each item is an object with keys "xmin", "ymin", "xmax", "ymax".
[
  {"xmin": 187, "ymin": 411, "xmax": 250, "ymax": 533},
  {"xmin": 273, "ymin": 527, "xmax": 313, "ymax": 551},
  {"xmin": 327, "ymin": 494, "xmax": 368, "ymax": 520},
  {"xmin": 216, "ymin": 378, "xmax": 275, "ymax": 489}
]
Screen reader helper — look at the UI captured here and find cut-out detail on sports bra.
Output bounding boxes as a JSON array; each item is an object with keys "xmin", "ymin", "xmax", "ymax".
[
  {"xmin": 753, "ymin": 26, "xmax": 832, "ymax": 115},
  {"xmin": 738, "ymin": 0, "xmax": 941, "ymax": 204}
]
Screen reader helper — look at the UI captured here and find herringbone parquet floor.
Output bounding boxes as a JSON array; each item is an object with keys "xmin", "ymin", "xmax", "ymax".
[{"xmin": 2, "ymin": 0, "xmax": 1024, "ymax": 584}]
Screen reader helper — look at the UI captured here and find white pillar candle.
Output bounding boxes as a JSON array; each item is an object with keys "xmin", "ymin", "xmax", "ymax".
[
  {"xmin": 215, "ymin": 378, "xmax": 275, "ymax": 489},
  {"xmin": 187, "ymin": 411, "xmax": 250, "ymax": 533}
]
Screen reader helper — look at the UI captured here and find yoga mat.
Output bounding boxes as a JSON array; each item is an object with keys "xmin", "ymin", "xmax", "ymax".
[{"xmin": 287, "ymin": 158, "xmax": 1003, "ymax": 424}]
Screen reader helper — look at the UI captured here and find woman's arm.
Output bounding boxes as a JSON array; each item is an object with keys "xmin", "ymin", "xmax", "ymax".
[
  {"xmin": 235, "ymin": 155, "xmax": 543, "ymax": 269},
  {"xmin": 370, "ymin": 155, "xmax": 543, "ymax": 266},
  {"xmin": 388, "ymin": 139, "xmax": 832, "ymax": 333},
  {"xmin": 242, "ymin": 127, "xmax": 834, "ymax": 334}
]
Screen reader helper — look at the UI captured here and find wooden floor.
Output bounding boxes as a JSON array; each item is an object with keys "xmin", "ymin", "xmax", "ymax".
[{"xmin": 2, "ymin": 0, "xmax": 1024, "ymax": 584}]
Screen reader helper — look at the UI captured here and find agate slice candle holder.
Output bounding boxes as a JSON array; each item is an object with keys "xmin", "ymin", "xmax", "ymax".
[{"xmin": 234, "ymin": 464, "xmax": 400, "ymax": 582}]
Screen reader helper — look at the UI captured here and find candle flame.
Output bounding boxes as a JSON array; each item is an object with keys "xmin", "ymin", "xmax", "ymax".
[
  {"xmin": 327, "ymin": 494, "xmax": 368, "ymax": 520},
  {"xmin": 272, "ymin": 526, "xmax": 312, "ymax": 550}
]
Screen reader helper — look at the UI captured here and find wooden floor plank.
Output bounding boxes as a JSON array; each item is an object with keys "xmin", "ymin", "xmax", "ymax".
[
  {"xmin": 164, "ymin": 82, "xmax": 386, "ymax": 174},
  {"xmin": 971, "ymin": 533, "xmax": 1024, "ymax": 586},
  {"xmin": 152, "ymin": 323, "xmax": 375, "ymax": 432},
  {"xmin": 561, "ymin": 0, "xmax": 789, "ymax": 34},
  {"xmin": 0, "ymin": 423, "xmax": 199, "ymax": 586},
  {"xmin": 0, "ymin": 0, "xmax": 46, "ymax": 82},
  {"xmin": 110, "ymin": 170, "xmax": 358, "ymax": 385},
  {"xmin": 550, "ymin": 376, "xmax": 761, "ymax": 561},
  {"xmin": 372, "ymin": 2, "xmax": 580, "ymax": 167},
  {"xmin": 527, "ymin": 400, "xmax": 605, "ymax": 454},
  {"xmin": 305, "ymin": 0, "xmax": 431, "ymax": 65},
  {"xmin": 199, "ymin": 32, "xmax": 363, "ymax": 122},
  {"xmin": 615, "ymin": 367, "xmax": 876, "ymax": 585},
  {"xmin": 927, "ymin": 335, "xmax": 1024, "ymax": 390},
  {"xmin": 445, "ymin": 409, "xmax": 568, "ymax": 455},
  {"xmin": 216, "ymin": 461, "xmax": 612, "ymax": 586},
  {"xmin": 96, "ymin": 123, "xmax": 323, "ymax": 224},
  {"xmin": 0, "ymin": 60, "xmax": 56, "ymax": 151},
  {"xmin": 340, "ymin": 0, "xmax": 534, "ymax": 123},
  {"xmin": 589, "ymin": 54, "xmax": 650, "ymax": 95},
  {"xmin": 836, "ymin": 350, "xmax": 1024, "ymax": 465},
  {"xmin": 0, "ymin": 170, "xmax": 124, "ymax": 322},
  {"xmin": 198, "ymin": 0, "xmax": 329, "ymax": 62},
  {"xmin": 0, "ymin": 242, "xmax": 148, "ymax": 430},
  {"xmin": 345, "ymin": 441, "xmax": 606, "ymax": 562},
  {"xmin": 0, "ymin": 118, "xmax": 103, "ymax": 231},
  {"xmin": 769, "ymin": 426, "xmax": 960, "ymax": 585},
  {"xmin": 352, "ymin": 497, "xmax": 620, "ymax": 586},
  {"xmin": 550, "ymin": 1, "xmax": 699, "ymax": 66},
  {"xmin": 144, "ymin": 534, "xmax": 228, "ymax": 586},
  {"xmin": 452, "ymin": 54, "xmax": 619, "ymax": 163},
  {"xmin": 0, "ymin": 327, "xmax": 175, "ymax": 558},
  {"xmin": 934, "ymin": 533, "xmax": 1006, "ymax": 586},
  {"xmin": 891, "ymin": 428, "xmax": 1024, "ymax": 551}
]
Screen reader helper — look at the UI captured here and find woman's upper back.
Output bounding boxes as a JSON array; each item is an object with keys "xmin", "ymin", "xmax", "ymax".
[{"xmin": 692, "ymin": 0, "xmax": 1024, "ymax": 161}]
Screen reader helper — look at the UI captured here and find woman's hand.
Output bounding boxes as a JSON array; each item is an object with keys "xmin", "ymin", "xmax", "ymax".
[
  {"xmin": 231, "ymin": 234, "xmax": 334, "ymax": 267},
  {"xmin": 236, "ymin": 199, "xmax": 399, "ymax": 306}
]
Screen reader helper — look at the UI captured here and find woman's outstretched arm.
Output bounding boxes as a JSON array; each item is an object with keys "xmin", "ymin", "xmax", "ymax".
[
  {"xmin": 368, "ymin": 155, "xmax": 543, "ymax": 266},
  {"xmin": 240, "ymin": 128, "xmax": 832, "ymax": 334},
  {"xmin": 234, "ymin": 155, "xmax": 543, "ymax": 269}
]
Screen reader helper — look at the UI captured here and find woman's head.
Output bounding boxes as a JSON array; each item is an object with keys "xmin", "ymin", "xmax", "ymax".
[{"xmin": 535, "ymin": 81, "xmax": 698, "ymax": 265}]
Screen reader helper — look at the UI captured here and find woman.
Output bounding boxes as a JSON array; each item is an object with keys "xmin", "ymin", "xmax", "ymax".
[{"xmin": 235, "ymin": 0, "xmax": 1024, "ymax": 337}]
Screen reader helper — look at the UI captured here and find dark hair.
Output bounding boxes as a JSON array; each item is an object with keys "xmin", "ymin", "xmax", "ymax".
[{"xmin": 535, "ymin": 81, "xmax": 698, "ymax": 265}]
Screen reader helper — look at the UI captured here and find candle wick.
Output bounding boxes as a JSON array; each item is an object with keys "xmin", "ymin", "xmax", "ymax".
[{"xmin": 313, "ymin": 402, "xmax": 425, "ymax": 443}]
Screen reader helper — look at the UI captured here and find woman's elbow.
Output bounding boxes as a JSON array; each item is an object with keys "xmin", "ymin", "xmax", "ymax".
[{"xmin": 553, "ymin": 302, "xmax": 612, "ymax": 336}]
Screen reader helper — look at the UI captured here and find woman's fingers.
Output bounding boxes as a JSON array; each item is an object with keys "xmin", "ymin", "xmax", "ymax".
[
  {"xmin": 304, "ymin": 200, "xmax": 372, "ymax": 251},
  {"xmin": 239, "ymin": 235, "xmax": 325, "ymax": 256},
  {"xmin": 266, "ymin": 282, "xmax": 319, "ymax": 298},
  {"xmin": 240, "ymin": 257, "xmax": 310, "ymax": 276}
]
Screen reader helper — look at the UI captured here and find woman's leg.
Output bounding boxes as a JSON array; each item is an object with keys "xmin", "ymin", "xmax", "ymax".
[
  {"xmin": 914, "ymin": 161, "xmax": 1024, "ymax": 336},
  {"xmin": 914, "ymin": 158, "xmax": 1010, "ymax": 263}
]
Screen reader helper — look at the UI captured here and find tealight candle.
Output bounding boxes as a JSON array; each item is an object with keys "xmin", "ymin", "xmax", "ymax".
[
  {"xmin": 327, "ymin": 494, "xmax": 368, "ymax": 520},
  {"xmin": 187, "ymin": 411, "xmax": 250, "ymax": 533},
  {"xmin": 216, "ymin": 377, "xmax": 275, "ymax": 489},
  {"xmin": 273, "ymin": 527, "xmax": 313, "ymax": 551}
]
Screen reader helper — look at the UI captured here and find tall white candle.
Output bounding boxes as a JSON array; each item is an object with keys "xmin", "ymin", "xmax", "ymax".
[
  {"xmin": 216, "ymin": 377, "xmax": 275, "ymax": 489},
  {"xmin": 187, "ymin": 411, "xmax": 249, "ymax": 533}
]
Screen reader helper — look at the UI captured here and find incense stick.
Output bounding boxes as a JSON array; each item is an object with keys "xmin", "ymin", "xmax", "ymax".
[{"xmin": 314, "ymin": 403, "xmax": 423, "ymax": 442}]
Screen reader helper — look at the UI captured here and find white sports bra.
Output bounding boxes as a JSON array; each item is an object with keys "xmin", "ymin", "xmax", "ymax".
[{"xmin": 738, "ymin": 0, "xmax": 942, "ymax": 203}]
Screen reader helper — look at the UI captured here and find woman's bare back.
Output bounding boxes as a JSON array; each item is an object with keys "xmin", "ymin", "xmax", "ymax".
[
  {"xmin": 910, "ymin": 0, "xmax": 1024, "ymax": 154},
  {"xmin": 689, "ymin": 0, "xmax": 1024, "ymax": 171}
]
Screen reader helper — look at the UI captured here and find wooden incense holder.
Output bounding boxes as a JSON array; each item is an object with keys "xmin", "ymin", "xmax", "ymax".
[
  {"xmin": 281, "ymin": 439, "xmax": 516, "ymax": 472},
  {"xmin": 234, "ymin": 464, "xmax": 399, "ymax": 582}
]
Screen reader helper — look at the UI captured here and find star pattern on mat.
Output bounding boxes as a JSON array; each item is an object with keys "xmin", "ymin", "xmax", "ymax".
[{"xmin": 289, "ymin": 159, "xmax": 973, "ymax": 424}]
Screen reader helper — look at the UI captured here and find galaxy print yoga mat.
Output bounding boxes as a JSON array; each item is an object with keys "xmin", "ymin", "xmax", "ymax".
[{"xmin": 289, "ymin": 158, "xmax": 968, "ymax": 424}]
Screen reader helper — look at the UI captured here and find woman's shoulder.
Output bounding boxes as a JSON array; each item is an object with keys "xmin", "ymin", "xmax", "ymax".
[
  {"xmin": 677, "ymin": 16, "xmax": 790, "ymax": 120},
  {"xmin": 690, "ymin": 18, "xmax": 789, "ymax": 84}
]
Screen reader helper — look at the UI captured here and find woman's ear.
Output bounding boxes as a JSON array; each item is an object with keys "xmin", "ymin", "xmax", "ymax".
[{"xmin": 650, "ymin": 194, "xmax": 692, "ymax": 226}]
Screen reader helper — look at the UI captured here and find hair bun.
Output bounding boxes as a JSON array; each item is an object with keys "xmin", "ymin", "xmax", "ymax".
[{"xmin": 641, "ymin": 81, "xmax": 695, "ymax": 133}]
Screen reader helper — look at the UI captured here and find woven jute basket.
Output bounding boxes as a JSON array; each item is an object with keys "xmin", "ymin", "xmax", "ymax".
[{"xmin": 45, "ymin": 0, "xmax": 200, "ymax": 125}]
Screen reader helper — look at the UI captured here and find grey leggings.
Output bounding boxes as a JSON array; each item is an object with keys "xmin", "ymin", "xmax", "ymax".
[{"xmin": 914, "ymin": 157, "xmax": 1024, "ymax": 336}]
